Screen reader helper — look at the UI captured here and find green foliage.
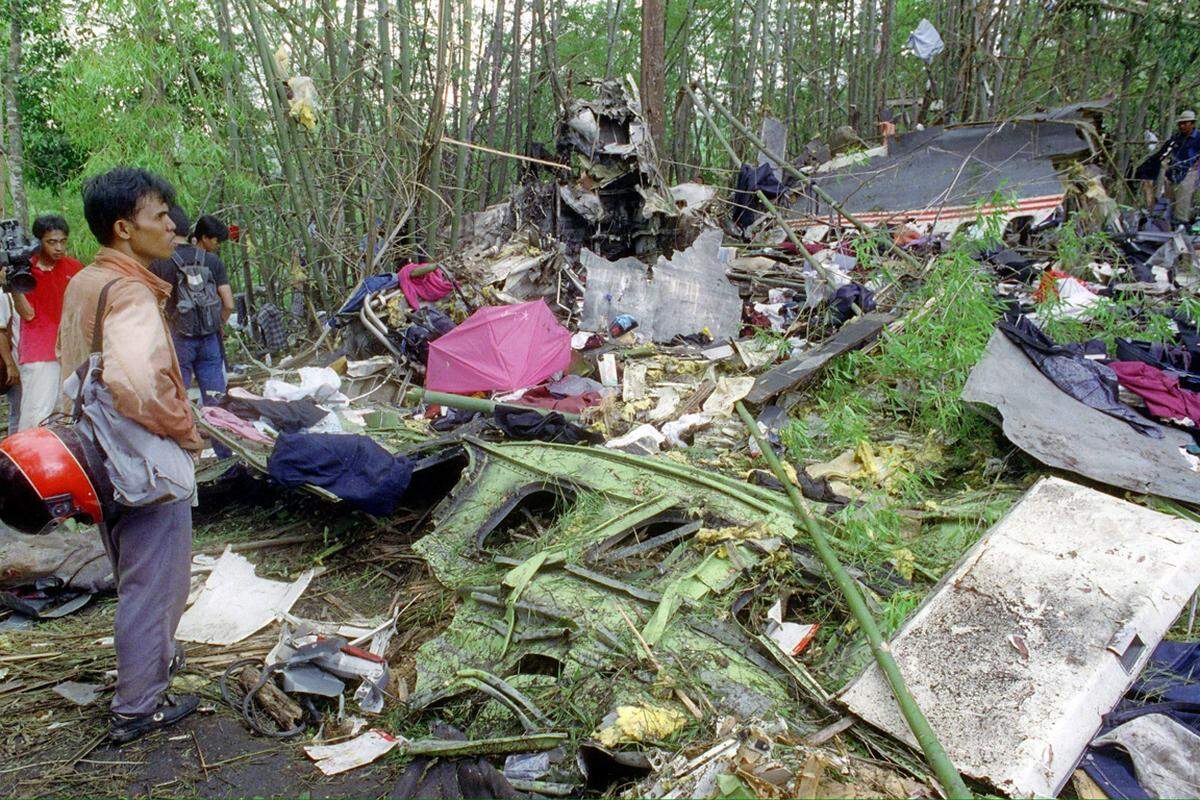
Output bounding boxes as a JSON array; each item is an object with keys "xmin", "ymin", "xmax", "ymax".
[
  {"xmin": 790, "ymin": 246, "xmax": 1005, "ymax": 463},
  {"xmin": 1038, "ymin": 288, "xmax": 1179, "ymax": 350},
  {"xmin": 2, "ymin": 0, "xmax": 87, "ymax": 188}
]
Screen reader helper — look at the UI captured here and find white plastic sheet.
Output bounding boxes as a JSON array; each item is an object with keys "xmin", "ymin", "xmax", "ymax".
[{"xmin": 907, "ymin": 19, "xmax": 945, "ymax": 63}]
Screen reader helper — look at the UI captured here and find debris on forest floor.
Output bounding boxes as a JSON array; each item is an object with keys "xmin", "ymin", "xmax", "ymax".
[{"xmin": 6, "ymin": 80, "xmax": 1200, "ymax": 800}]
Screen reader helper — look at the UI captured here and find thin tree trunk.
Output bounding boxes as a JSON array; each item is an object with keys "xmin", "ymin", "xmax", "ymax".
[
  {"xmin": 499, "ymin": 0, "xmax": 523, "ymax": 192},
  {"xmin": 423, "ymin": 0, "xmax": 452, "ymax": 253},
  {"xmin": 603, "ymin": 0, "xmax": 623, "ymax": 81},
  {"xmin": 640, "ymin": 0, "xmax": 666, "ymax": 154},
  {"xmin": 4, "ymin": 1, "xmax": 28, "ymax": 228},
  {"xmin": 398, "ymin": 0, "xmax": 411, "ymax": 98},
  {"xmin": 449, "ymin": 0, "xmax": 472, "ymax": 246},
  {"xmin": 479, "ymin": 0, "xmax": 507, "ymax": 206}
]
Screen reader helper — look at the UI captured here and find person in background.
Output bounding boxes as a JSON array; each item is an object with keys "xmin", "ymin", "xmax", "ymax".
[
  {"xmin": 58, "ymin": 166, "xmax": 204, "ymax": 743},
  {"xmin": 0, "ymin": 291, "xmax": 19, "ymax": 434},
  {"xmin": 12, "ymin": 215, "xmax": 83, "ymax": 430},
  {"xmin": 149, "ymin": 212, "xmax": 233, "ymax": 404},
  {"xmin": 1164, "ymin": 110, "xmax": 1200, "ymax": 225}
]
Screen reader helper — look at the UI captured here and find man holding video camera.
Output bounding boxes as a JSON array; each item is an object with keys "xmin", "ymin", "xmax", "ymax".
[{"xmin": 8, "ymin": 215, "xmax": 83, "ymax": 430}]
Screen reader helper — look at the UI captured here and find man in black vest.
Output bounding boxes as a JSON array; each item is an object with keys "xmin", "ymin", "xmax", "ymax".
[{"xmin": 150, "ymin": 210, "xmax": 233, "ymax": 405}]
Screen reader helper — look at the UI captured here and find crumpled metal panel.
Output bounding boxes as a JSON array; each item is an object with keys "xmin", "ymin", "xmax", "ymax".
[
  {"xmin": 962, "ymin": 331, "xmax": 1200, "ymax": 502},
  {"xmin": 409, "ymin": 439, "xmax": 800, "ymax": 728},
  {"xmin": 840, "ymin": 476, "xmax": 1200, "ymax": 797},
  {"xmin": 802, "ymin": 120, "xmax": 1091, "ymax": 232},
  {"xmin": 579, "ymin": 228, "xmax": 741, "ymax": 342}
]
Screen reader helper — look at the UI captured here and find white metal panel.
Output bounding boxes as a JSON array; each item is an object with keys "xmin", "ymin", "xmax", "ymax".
[{"xmin": 839, "ymin": 477, "xmax": 1200, "ymax": 797}]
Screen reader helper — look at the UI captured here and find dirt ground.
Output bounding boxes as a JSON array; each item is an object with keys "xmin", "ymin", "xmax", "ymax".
[{"xmin": 0, "ymin": 481, "xmax": 449, "ymax": 799}]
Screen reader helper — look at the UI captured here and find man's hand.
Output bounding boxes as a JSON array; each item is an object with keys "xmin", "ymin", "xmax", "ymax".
[{"xmin": 3, "ymin": 361, "xmax": 18, "ymax": 388}]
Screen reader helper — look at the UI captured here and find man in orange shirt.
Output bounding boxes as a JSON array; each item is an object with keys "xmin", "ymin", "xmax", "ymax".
[
  {"xmin": 12, "ymin": 215, "xmax": 83, "ymax": 430},
  {"xmin": 59, "ymin": 167, "xmax": 204, "ymax": 743}
]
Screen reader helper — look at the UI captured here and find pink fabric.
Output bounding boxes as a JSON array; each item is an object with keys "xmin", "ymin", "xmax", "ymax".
[
  {"xmin": 201, "ymin": 405, "xmax": 274, "ymax": 444},
  {"xmin": 1110, "ymin": 360, "xmax": 1200, "ymax": 425},
  {"xmin": 399, "ymin": 262, "xmax": 455, "ymax": 310},
  {"xmin": 514, "ymin": 385, "xmax": 603, "ymax": 413},
  {"xmin": 425, "ymin": 300, "xmax": 571, "ymax": 394}
]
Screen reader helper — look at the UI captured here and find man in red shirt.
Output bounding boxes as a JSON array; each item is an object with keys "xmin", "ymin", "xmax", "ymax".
[{"xmin": 12, "ymin": 214, "xmax": 83, "ymax": 430}]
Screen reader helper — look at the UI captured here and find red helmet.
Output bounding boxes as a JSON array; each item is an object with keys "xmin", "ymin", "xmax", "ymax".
[{"xmin": 0, "ymin": 425, "xmax": 114, "ymax": 533}]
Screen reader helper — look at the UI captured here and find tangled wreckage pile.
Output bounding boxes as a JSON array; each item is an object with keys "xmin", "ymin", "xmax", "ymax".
[{"xmin": 5, "ymin": 84, "xmax": 1200, "ymax": 798}]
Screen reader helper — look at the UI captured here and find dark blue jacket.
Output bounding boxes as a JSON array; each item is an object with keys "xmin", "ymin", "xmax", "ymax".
[{"xmin": 1166, "ymin": 130, "xmax": 1200, "ymax": 182}]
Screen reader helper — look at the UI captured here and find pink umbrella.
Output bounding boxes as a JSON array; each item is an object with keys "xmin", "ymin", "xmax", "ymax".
[{"xmin": 425, "ymin": 300, "xmax": 572, "ymax": 394}]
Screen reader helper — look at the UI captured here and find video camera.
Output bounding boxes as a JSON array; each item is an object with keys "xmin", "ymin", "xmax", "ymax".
[{"xmin": 0, "ymin": 218, "xmax": 39, "ymax": 294}]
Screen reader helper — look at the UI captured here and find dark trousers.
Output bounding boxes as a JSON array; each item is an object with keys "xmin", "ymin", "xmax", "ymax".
[
  {"xmin": 173, "ymin": 332, "xmax": 231, "ymax": 458},
  {"xmin": 100, "ymin": 499, "xmax": 192, "ymax": 716}
]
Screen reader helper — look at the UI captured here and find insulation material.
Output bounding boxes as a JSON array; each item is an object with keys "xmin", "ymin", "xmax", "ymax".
[
  {"xmin": 840, "ymin": 477, "xmax": 1200, "ymax": 797},
  {"xmin": 176, "ymin": 547, "xmax": 315, "ymax": 645},
  {"xmin": 580, "ymin": 228, "xmax": 741, "ymax": 342}
]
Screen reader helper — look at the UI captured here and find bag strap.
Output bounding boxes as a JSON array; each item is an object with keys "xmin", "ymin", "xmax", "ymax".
[
  {"xmin": 89, "ymin": 279, "xmax": 121, "ymax": 355},
  {"xmin": 71, "ymin": 278, "xmax": 123, "ymax": 420}
]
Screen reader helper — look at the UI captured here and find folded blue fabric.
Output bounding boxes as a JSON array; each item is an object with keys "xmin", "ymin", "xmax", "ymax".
[
  {"xmin": 267, "ymin": 433, "xmax": 413, "ymax": 516},
  {"xmin": 1081, "ymin": 640, "xmax": 1200, "ymax": 799}
]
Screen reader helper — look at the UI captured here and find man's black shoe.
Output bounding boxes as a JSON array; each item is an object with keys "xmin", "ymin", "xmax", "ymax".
[{"xmin": 108, "ymin": 694, "xmax": 199, "ymax": 745}]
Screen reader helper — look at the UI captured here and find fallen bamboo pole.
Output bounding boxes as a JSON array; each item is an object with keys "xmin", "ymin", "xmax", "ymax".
[
  {"xmin": 440, "ymin": 135, "xmax": 571, "ymax": 171},
  {"xmin": 401, "ymin": 388, "xmax": 581, "ymax": 421},
  {"xmin": 403, "ymin": 732, "xmax": 567, "ymax": 758},
  {"xmin": 734, "ymin": 400, "xmax": 970, "ymax": 799}
]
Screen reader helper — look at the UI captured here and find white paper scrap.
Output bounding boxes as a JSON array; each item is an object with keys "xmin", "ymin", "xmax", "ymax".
[{"xmin": 176, "ymin": 547, "xmax": 314, "ymax": 645}]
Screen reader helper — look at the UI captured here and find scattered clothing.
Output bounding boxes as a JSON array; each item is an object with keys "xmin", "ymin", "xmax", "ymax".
[
  {"xmin": 263, "ymin": 367, "xmax": 345, "ymax": 405},
  {"xmin": 267, "ymin": 433, "xmax": 413, "ymax": 516},
  {"xmin": 221, "ymin": 390, "xmax": 329, "ymax": 433},
  {"xmin": 430, "ymin": 407, "xmax": 481, "ymax": 432},
  {"xmin": 200, "ymin": 405, "xmax": 274, "ymax": 444},
  {"xmin": 330, "ymin": 273, "xmax": 399, "ymax": 326},
  {"xmin": 547, "ymin": 374, "xmax": 612, "ymax": 398},
  {"xmin": 998, "ymin": 312, "xmax": 1161, "ymax": 437},
  {"xmin": 731, "ymin": 163, "xmax": 785, "ymax": 230},
  {"xmin": 1082, "ymin": 640, "xmax": 1200, "ymax": 799},
  {"xmin": 907, "ymin": 18, "xmax": 944, "ymax": 63},
  {"xmin": 828, "ymin": 283, "xmax": 877, "ymax": 327},
  {"xmin": 398, "ymin": 262, "xmax": 455, "ymax": 310},
  {"xmin": 510, "ymin": 385, "xmax": 603, "ymax": 414},
  {"xmin": 255, "ymin": 303, "xmax": 289, "ymax": 351},
  {"xmin": 492, "ymin": 406, "xmax": 601, "ymax": 445},
  {"xmin": 1116, "ymin": 339, "xmax": 1200, "ymax": 393},
  {"xmin": 1110, "ymin": 361, "xmax": 1200, "ymax": 426},
  {"xmin": 401, "ymin": 307, "xmax": 456, "ymax": 366}
]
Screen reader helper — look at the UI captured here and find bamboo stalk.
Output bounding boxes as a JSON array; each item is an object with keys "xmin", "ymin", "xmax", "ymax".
[{"xmin": 734, "ymin": 400, "xmax": 970, "ymax": 800}]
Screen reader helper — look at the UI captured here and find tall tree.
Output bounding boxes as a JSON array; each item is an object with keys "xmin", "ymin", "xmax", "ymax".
[
  {"xmin": 3, "ymin": 0, "xmax": 28, "ymax": 227},
  {"xmin": 640, "ymin": 0, "xmax": 665, "ymax": 153}
]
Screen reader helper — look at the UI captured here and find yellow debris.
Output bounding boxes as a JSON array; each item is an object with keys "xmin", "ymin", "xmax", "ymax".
[
  {"xmin": 594, "ymin": 704, "xmax": 687, "ymax": 747},
  {"xmin": 696, "ymin": 521, "xmax": 773, "ymax": 544}
]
